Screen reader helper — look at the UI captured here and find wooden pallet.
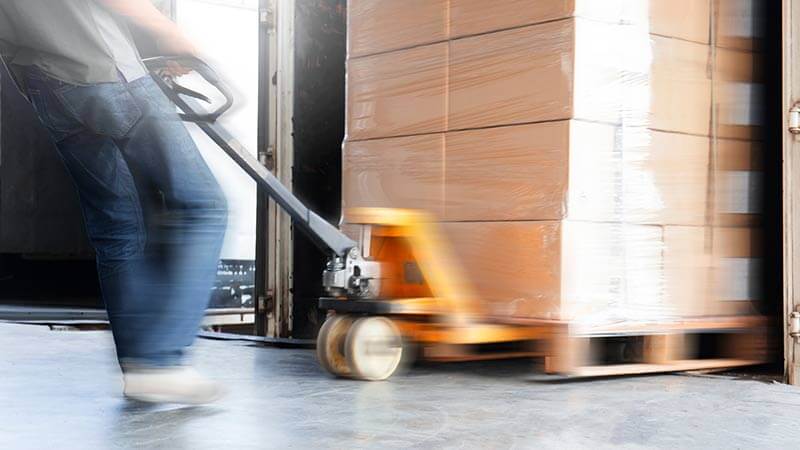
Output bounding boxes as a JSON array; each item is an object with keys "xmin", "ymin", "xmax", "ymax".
[
  {"xmin": 396, "ymin": 315, "xmax": 771, "ymax": 376},
  {"xmin": 543, "ymin": 316, "xmax": 771, "ymax": 378}
]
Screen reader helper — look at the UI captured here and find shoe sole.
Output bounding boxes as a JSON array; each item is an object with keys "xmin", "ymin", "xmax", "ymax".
[{"xmin": 123, "ymin": 388, "xmax": 225, "ymax": 405}]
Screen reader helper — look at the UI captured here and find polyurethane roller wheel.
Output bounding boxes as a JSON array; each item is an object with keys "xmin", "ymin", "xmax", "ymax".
[
  {"xmin": 316, "ymin": 315, "xmax": 353, "ymax": 378},
  {"xmin": 345, "ymin": 316, "xmax": 403, "ymax": 381}
]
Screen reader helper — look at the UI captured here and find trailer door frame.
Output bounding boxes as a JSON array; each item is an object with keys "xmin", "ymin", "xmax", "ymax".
[
  {"xmin": 255, "ymin": 0, "xmax": 295, "ymax": 338},
  {"xmin": 783, "ymin": 0, "xmax": 800, "ymax": 384}
]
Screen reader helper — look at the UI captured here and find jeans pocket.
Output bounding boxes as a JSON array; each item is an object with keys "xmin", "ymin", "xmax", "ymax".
[
  {"xmin": 55, "ymin": 82, "xmax": 144, "ymax": 140},
  {"xmin": 26, "ymin": 88, "xmax": 83, "ymax": 142}
]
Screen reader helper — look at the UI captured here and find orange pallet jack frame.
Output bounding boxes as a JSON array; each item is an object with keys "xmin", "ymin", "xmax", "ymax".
[{"xmin": 317, "ymin": 207, "xmax": 559, "ymax": 380}]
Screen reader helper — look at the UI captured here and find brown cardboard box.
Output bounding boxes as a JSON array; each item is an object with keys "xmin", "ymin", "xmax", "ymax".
[
  {"xmin": 348, "ymin": 0, "xmax": 711, "ymax": 57},
  {"xmin": 440, "ymin": 220, "xmax": 669, "ymax": 322},
  {"xmin": 568, "ymin": 122, "xmax": 711, "ymax": 225},
  {"xmin": 714, "ymin": 139, "xmax": 762, "ymax": 226},
  {"xmin": 648, "ymin": 34, "xmax": 712, "ymax": 136},
  {"xmin": 402, "ymin": 220, "xmax": 760, "ymax": 321},
  {"xmin": 441, "ymin": 221, "xmax": 563, "ymax": 320},
  {"xmin": 448, "ymin": 19, "xmax": 575, "ymax": 130},
  {"xmin": 648, "ymin": 0, "xmax": 711, "ymax": 44},
  {"xmin": 445, "ymin": 0, "xmax": 709, "ymax": 42},
  {"xmin": 342, "ymin": 134, "xmax": 445, "ymax": 220},
  {"xmin": 711, "ymin": 226, "xmax": 762, "ymax": 315},
  {"xmin": 448, "ymin": 18, "xmax": 712, "ymax": 134},
  {"xmin": 347, "ymin": 120, "xmax": 709, "ymax": 224},
  {"xmin": 347, "ymin": 17, "xmax": 713, "ymax": 141},
  {"xmin": 346, "ymin": 43, "xmax": 448, "ymax": 141},
  {"xmin": 341, "ymin": 0, "xmax": 764, "ymax": 329},
  {"xmin": 444, "ymin": 121, "xmax": 570, "ymax": 221},
  {"xmin": 659, "ymin": 225, "xmax": 763, "ymax": 317},
  {"xmin": 714, "ymin": 48, "xmax": 764, "ymax": 141},
  {"xmin": 448, "ymin": 0, "xmax": 578, "ymax": 38},
  {"xmin": 663, "ymin": 226, "xmax": 712, "ymax": 317},
  {"xmin": 444, "ymin": 120, "xmax": 709, "ymax": 225},
  {"xmin": 347, "ymin": 0, "xmax": 448, "ymax": 58},
  {"xmin": 559, "ymin": 221, "xmax": 667, "ymax": 322},
  {"xmin": 662, "ymin": 225, "xmax": 762, "ymax": 317},
  {"xmin": 714, "ymin": 0, "xmax": 764, "ymax": 51}
]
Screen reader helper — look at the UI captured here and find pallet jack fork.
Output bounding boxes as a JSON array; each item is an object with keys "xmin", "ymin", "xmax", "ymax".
[{"xmin": 146, "ymin": 56, "xmax": 553, "ymax": 381}]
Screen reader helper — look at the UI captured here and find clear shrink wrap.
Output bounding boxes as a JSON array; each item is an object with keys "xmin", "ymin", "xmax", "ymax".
[
  {"xmin": 714, "ymin": 138, "xmax": 762, "ymax": 227},
  {"xmin": 439, "ymin": 221, "xmax": 760, "ymax": 324},
  {"xmin": 714, "ymin": 0, "xmax": 765, "ymax": 51},
  {"xmin": 712, "ymin": 227, "xmax": 762, "ymax": 313},
  {"xmin": 347, "ymin": 0, "xmax": 448, "ymax": 58},
  {"xmin": 342, "ymin": 1, "xmax": 765, "ymax": 324},
  {"xmin": 714, "ymin": 48, "xmax": 764, "ymax": 141},
  {"xmin": 344, "ymin": 120, "xmax": 712, "ymax": 225},
  {"xmin": 347, "ymin": 0, "xmax": 762, "ymax": 56},
  {"xmin": 347, "ymin": 0, "xmax": 722, "ymax": 57},
  {"xmin": 343, "ymin": 134, "xmax": 445, "ymax": 216},
  {"xmin": 346, "ymin": 18, "xmax": 714, "ymax": 141},
  {"xmin": 346, "ymin": 43, "xmax": 448, "ymax": 141}
]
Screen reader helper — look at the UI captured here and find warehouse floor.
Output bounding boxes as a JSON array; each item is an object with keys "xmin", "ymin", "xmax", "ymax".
[{"xmin": 1, "ymin": 322, "xmax": 799, "ymax": 450}]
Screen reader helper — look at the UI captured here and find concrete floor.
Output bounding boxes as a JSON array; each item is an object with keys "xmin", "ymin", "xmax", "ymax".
[{"xmin": 1, "ymin": 323, "xmax": 800, "ymax": 450}]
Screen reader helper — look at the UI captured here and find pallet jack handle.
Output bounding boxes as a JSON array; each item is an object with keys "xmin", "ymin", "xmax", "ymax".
[
  {"xmin": 143, "ymin": 56, "xmax": 357, "ymax": 257},
  {"xmin": 143, "ymin": 56, "xmax": 234, "ymax": 123}
]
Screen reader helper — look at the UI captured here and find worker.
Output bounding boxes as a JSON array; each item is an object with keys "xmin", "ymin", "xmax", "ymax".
[{"xmin": 0, "ymin": 1, "xmax": 228, "ymax": 404}]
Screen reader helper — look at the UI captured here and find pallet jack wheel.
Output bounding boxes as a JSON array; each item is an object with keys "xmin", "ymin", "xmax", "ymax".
[
  {"xmin": 345, "ymin": 316, "xmax": 403, "ymax": 381},
  {"xmin": 316, "ymin": 315, "xmax": 354, "ymax": 378}
]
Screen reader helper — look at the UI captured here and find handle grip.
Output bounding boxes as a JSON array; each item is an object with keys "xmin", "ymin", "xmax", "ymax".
[{"xmin": 142, "ymin": 56, "xmax": 234, "ymax": 123}]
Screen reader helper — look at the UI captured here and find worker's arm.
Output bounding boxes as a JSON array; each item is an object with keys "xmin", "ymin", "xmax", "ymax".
[{"xmin": 94, "ymin": 0, "xmax": 197, "ymax": 57}]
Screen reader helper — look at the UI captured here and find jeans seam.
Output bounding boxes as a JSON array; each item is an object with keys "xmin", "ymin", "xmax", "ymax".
[
  {"xmin": 113, "ymin": 82, "xmax": 144, "ymax": 137},
  {"xmin": 50, "ymin": 86, "xmax": 87, "ymax": 130},
  {"xmin": 97, "ymin": 185, "xmax": 146, "ymax": 279},
  {"xmin": 61, "ymin": 152, "xmax": 146, "ymax": 278},
  {"xmin": 26, "ymin": 88, "xmax": 83, "ymax": 138},
  {"xmin": 53, "ymin": 83, "xmax": 144, "ymax": 139},
  {"xmin": 130, "ymin": 179, "xmax": 147, "ymax": 260}
]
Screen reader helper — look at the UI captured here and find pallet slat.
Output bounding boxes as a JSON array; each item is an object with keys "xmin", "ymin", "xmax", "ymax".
[
  {"xmin": 572, "ymin": 359, "xmax": 766, "ymax": 378},
  {"xmin": 545, "ymin": 322, "xmax": 770, "ymax": 377}
]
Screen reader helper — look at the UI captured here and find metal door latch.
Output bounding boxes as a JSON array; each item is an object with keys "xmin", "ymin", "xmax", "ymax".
[
  {"xmin": 790, "ymin": 312, "xmax": 800, "ymax": 339},
  {"xmin": 260, "ymin": 6, "xmax": 276, "ymax": 31},
  {"xmin": 257, "ymin": 294, "xmax": 274, "ymax": 313},
  {"xmin": 790, "ymin": 103, "xmax": 800, "ymax": 134}
]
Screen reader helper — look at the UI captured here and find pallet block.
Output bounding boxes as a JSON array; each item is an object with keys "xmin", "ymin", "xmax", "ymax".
[{"xmin": 543, "ymin": 316, "xmax": 770, "ymax": 378}]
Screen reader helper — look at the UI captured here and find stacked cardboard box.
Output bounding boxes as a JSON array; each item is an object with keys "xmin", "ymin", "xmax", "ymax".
[
  {"xmin": 710, "ymin": 0, "xmax": 764, "ymax": 317},
  {"xmin": 342, "ymin": 0, "xmax": 764, "ymax": 324}
]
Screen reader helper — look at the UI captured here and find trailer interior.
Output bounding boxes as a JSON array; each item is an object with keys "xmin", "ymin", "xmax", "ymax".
[{"xmin": 2, "ymin": 0, "xmax": 800, "ymax": 447}]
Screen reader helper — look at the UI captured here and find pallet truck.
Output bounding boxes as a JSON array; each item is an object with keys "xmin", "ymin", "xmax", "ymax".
[{"xmin": 145, "ymin": 56, "xmax": 555, "ymax": 381}]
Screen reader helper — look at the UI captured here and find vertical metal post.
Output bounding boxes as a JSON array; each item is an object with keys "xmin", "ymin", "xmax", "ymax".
[{"xmin": 255, "ymin": 0, "xmax": 275, "ymax": 337}]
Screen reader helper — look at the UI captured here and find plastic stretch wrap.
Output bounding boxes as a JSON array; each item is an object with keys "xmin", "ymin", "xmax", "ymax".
[
  {"xmin": 343, "ymin": 0, "xmax": 764, "ymax": 325},
  {"xmin": 347, "ymin": 0, "xmax": 762, "ymax": 57}
]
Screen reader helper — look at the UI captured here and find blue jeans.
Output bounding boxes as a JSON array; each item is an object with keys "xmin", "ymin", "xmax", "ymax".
[{"xmin": 23, "ymin": 67, "xmax": 228, "ymax": 368}]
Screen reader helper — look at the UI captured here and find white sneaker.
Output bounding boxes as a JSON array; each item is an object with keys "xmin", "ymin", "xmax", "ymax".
[{"xmin": 123, "ymin": 366, "xmax": 225, "ymax": 405}]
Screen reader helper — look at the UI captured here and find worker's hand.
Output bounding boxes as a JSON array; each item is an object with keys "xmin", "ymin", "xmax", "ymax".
[
  {"xmin": 162, "ymin": 60, "xmax": 192, "ymax": 77},
  {"xmin": 155, "ymin": 25, "xmax": 198, "ymax": 77}
]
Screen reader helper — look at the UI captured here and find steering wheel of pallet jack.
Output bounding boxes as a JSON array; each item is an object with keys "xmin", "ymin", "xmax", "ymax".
[
  {"xmin": 345, "ymin": 316, "xmax": 403, "ymax": 381},
  {"xmin": 316, "ymin": 315, "xmax": 353, "ymax": 378}
]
